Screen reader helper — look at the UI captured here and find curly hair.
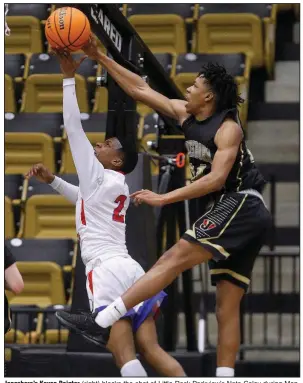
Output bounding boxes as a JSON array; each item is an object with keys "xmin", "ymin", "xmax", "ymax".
[{"xmin": 198, "ymin": 63, "xmax": 244, "ymax": 111}]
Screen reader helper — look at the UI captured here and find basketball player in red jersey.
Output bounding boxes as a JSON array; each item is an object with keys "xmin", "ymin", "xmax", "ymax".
[{"xmin": 34, "ymin": 50, "xmax": 186, "ymax": 377}]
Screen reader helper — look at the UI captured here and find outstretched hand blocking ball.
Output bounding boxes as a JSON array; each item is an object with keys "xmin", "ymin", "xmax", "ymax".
[{"xmin": 45, "ymin": 7, "xmax": 91, "ymax": 51}]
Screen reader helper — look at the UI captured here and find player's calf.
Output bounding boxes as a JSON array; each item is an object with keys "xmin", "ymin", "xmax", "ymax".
[
  {"xmin": 107, "ymin": 319, "xmax": 147, "ymax": 377},
  {"xmin": 135, "ymin": 316, "xmax": 186, "ymax": 377}
]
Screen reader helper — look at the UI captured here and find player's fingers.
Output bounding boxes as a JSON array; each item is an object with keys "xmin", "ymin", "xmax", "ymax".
[{"xmin": 130, "ymin": 190, "xmax": 144, "ymax": 198}]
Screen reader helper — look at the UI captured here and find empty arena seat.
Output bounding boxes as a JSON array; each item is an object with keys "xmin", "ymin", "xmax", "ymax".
[
  {"xmin": 5, "ymin": 54, "xmax": 26, "ymax": 79},
  {"xmin": 23, "ymin": 195, "xmax": 76, "ymax": 239},
  {"xmin": 127, "ymin": 4, "xmax": 193, "ymax": 54},
  {"xmin": 40, "ymin": 305, "xmax": 70, "ymax": 344},
  {"xmin": 5, "ymin": 112, "xmax": 63, "ymax": 137},
  {"xmin": 60, "ymin": 133, "xmax": 105, "ymax": 173},
  {"xmin": 5, "ymin": 16, "xmax": 43, "ymax": 54},
  {"xmin": 6, "ymin": 4, "xmax": 51, "ymax": 20},
  {"xmin": 5, "ymin": 133, "xmax": 55, "ymax": 174},
  {"xmin": 196, "ymin": 4, "xmax": 277, "ymax": 75},
  {"xmin": 5, "ymin": 175, "xmax": 24, "ymax": 200},
  {"xmin": 5, "ymin": 197, "xmax": 15, "ymax": 239},
  {"xmin": 5, "ymin": 239, "xmax": 75, "ymax": 268},
  {"xmin": 6, "ymin": 262, "xmax": 66, "ymax": 307},
  {"xmin": 173, "ymin": 53, "xmax": 250, "ymax": 126},
  {"xmin": 5, "ymin": 74, "xmax": 16, "ymax": 113},
  {"xmin": 21, "ymin": 74, "xmax": 89, "ymax": 113}
]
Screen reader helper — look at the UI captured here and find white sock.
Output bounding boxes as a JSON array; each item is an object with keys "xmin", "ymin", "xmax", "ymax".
[
  {"xmin": 120, "ymin": 359, "xmax": 147, "ymax": 377},
  {"xmin": 95, "ymin": 297, "xmax": 127, "ymax": 328},
  {"xmin": 216, "ymin": 367, "xmax": 234, "ymax": 377}
]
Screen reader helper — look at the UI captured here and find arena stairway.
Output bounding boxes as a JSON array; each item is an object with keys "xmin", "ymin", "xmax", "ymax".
[{"xmin": 176, "ymin": 9, "xmax": 299, "ymax": 362}]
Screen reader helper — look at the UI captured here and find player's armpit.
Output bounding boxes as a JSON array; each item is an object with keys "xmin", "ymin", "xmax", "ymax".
[
  {"xmin": 211, "ymin": 120, "xmax": 243, "ymax": 187},
  {"xmin": 135, "ymin": 86, "xmax": 189, "ymax": 124}
]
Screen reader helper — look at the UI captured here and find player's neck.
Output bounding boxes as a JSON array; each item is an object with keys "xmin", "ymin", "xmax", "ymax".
[{"xmin": 194, "ymin": 105, "xmax": 215, "ymax": 122}]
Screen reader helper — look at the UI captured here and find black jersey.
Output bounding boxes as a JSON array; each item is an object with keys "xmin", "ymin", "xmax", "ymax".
[{"xmin": 182, "ymin": 108, "xmax": 266, "ymax": 193}]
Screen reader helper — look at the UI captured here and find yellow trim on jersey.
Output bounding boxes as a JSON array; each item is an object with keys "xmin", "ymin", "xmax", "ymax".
[
  {"xmin": 236, "ymin": 142, "xmax": 244, "ymax": 192},
  {"xmin": 210, "ymin": 268, "xmax": 250, "ymax": 285}
]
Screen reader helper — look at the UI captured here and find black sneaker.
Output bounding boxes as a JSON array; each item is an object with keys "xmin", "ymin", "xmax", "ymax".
[{"xmin": 55, "ymin": 310, "xmax": 110, "ymax": 347}]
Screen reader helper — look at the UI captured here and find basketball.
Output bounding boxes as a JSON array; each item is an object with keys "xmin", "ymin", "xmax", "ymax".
[{"xmin": 45, "ymin": 7, "xmax": 91, "ymax": 51}]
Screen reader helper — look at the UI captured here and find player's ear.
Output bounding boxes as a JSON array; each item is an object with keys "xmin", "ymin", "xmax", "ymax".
[
  {"xmin": 112, "ymin": 157, "xmax": 123, "ymax": 168},
  {"xmin": 205, "ymin": 91, "xmax": 214, "ymax": 102}
]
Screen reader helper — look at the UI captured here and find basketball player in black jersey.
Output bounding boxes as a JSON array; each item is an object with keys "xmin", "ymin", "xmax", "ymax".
[{"xmin": 56, "ymin": 37, "xmax": 272, "ymax": 377}]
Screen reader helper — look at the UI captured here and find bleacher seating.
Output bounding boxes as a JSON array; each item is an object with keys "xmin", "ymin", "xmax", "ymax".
[
  {"xmin": 21, "ymin": 74, "xmax": 89, "ymax": 113},
  {"xmin": 195, "ymin": 4, "xmax": 277, "ymax": 76},
  {"xmin": 6, "ymin": 261, "xmax": 66, "ymax": 307},
  {"xmin": 5, "ymin": 16, "xmax": 44, "ymax": 54},
  {"xmin": 5, "ymin": 132, "xmax": 55, "ymax": 174},
  {"xmin": 127, "ymin": 4, "xmax": 193, "ymax": 54}
]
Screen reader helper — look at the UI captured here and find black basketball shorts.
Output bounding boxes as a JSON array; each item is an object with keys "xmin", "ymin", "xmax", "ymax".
[{"xmin": 182, "ymin": 192, "xmax": 272, "ymax": 291}]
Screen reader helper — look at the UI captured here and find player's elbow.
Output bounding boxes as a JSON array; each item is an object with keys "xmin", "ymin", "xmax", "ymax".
[
  {"xmin": 13, "ymin": 280, "xmax": 24, "ymax": 295},
  {"xmin": 5, "ymin": 265, "xmax": 24, "ymax": 294},
  {"xmin": 133, "ymin": 84, "xmax": 150, "ymax": 102},
  {"xmin": 10, "ymin": 278, "xmax": 24, "ymax": 295}
]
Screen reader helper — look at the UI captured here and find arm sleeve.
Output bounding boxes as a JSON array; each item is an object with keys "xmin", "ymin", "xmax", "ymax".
[
  {"xmin": 63, "ymin": 78, "xmax": 104, "ymax": 200},
  {"xmin": 5, "ymin": 246, "xmax": 16, "ymax": 270},
  {"xmin": 49, "ymin": 176, "xmax": 79, "ymax": 205}
]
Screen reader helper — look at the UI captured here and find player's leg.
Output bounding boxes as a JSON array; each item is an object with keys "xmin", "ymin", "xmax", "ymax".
[
  {"xmin": 106, "ymin": 318, "xmax": 147, "ymax": 377},
  {"xmin": 135, "ymin": 315, "xmax": 186, "ymax": 377},
  {"xmin": 209, "ymin": 195, "xmax": 271, "ymax": 377},
  {"xmin": 215, "ymin": 279, "xmax": 244, "ymax": 377},
  {"xmin": 95, "ymin": 238, "xmax": 212, "ymax": 329}
]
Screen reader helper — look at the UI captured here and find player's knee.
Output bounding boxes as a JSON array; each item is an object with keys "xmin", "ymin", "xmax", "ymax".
[{"xmin": 157, "ymin": 241, "xmax": 188, "ymax": 269}]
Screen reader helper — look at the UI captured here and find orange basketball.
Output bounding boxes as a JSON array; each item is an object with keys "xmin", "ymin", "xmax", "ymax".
[{"xmin": 45, "ymin": 7, "xmax": 91, "ymax": 51}]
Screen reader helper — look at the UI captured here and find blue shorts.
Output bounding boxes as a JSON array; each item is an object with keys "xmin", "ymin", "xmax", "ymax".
[{"xmin": 94, "ymin": 290, "xmax": 167, "ymax": 332}]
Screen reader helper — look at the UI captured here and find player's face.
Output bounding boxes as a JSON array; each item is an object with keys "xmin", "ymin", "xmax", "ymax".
[
  {"xmin": 94, "ymin": 138, "xmax": 123, "ymax": 169},
  {"xmin": 185, "ymin": 76, "xmax": 213, "ymax": 115}
]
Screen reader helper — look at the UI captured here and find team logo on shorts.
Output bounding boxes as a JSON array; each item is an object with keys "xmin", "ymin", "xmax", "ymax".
[{"xmin": 200, "ymin": 219, "xmax": 216, "ymax": 231}]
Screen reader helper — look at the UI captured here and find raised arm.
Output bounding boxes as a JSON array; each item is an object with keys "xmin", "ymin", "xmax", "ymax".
[
  {"xmin": 82, "ymin": 37, "xmax": 189, "ymax": 125},
  {"xmin": 55, "ymin": 51, "xmax": 105, "ymax": 200}
]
